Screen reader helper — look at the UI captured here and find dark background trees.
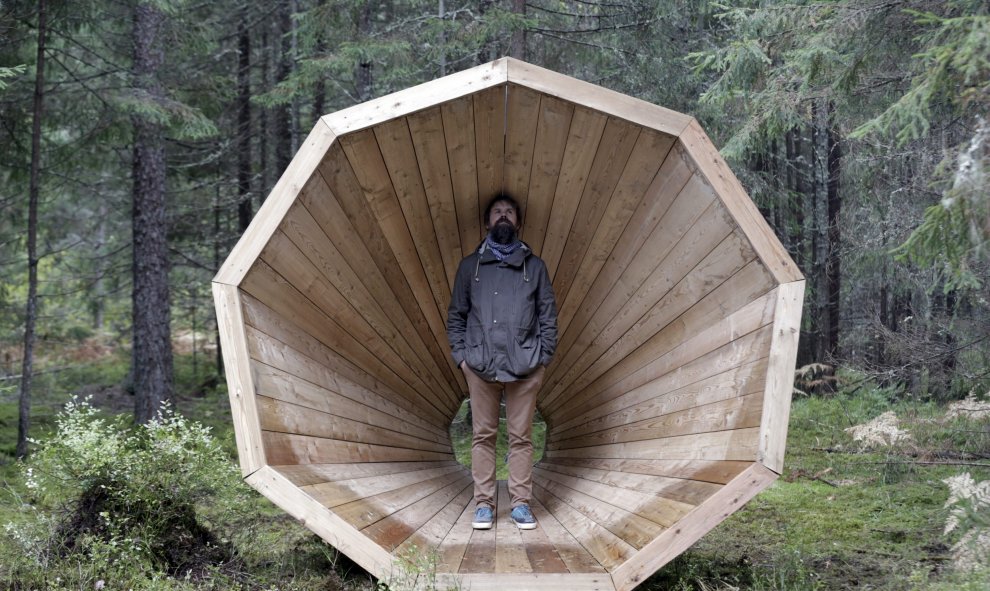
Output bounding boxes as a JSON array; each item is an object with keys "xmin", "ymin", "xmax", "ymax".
[{"xmin": 0, "ymin": 0, "xmax": 987, "ymax": 436}]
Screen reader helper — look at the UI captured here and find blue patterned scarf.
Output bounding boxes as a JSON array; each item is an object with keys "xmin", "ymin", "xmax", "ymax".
[{"xmin": 485, "ymin": 235, "xmax": 522, "ymax": 261}]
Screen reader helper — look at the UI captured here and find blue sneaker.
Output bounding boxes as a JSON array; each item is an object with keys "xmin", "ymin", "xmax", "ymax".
[
  {"xmin": 472, "ymin": 505, "xmax": 493, "ymax": 530},
  {"xmin": 510, "ymin": 505, "xmax": 537, "ymax": 530}
]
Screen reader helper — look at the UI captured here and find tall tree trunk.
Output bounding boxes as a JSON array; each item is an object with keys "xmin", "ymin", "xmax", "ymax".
[
  {"xmin": 260, "ymin": 23, "xmax": 272, "ymax": 200},
  {"xmin": 825, "ymin": 100, "xmax": 841, "ymax": 361},
  {"xmin": 313, "ymin": 0, "xmax": 328, "ymax": 118},
  {"xmin": 132, "ymin": 1, "xmax": 174, "ymax": 424},
  {"xmin": 213, "ymin": 183, "xmax": 224, "ymax": 378},
  {"xmin": 438, "ymin": 0, "xmax": 446, "ymax": 77},
  {"xmin": 275, "ymin": 0, "xmax": 293, "ymax": 172},
  {"xmin": 17, "ymin": 0, "xmax": 48, "ymax": 459},
  {"xmin": 237, "ymin": 5, "xmax": 252, "ymax": 232},
  {"xmin": 355, "ymin": 0, "xmax": 375, "ymax": 102},
  {"xmin": 509, "ymin": 0, "xmax": 526, "ymax": 60}
]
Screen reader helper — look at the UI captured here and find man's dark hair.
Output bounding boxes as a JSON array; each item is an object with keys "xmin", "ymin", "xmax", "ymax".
[{"xmin": 483, "ymin": 193, "xmax": 523, "ymax": 227}]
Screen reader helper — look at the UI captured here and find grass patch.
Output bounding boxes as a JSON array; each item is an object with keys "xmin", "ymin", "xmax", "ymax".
[
  {"xmin": 641, "ymin": 389, "xmax": 990, "ymax": 590},
  {"xmin": 2, "ymin": 348, "xmax": 988, "ymax": 590}
]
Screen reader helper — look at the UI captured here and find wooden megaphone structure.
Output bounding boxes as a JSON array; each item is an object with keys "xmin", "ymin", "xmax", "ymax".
[{"xmin": 214, "ymin": 58, "xmax": 804, "ymax": 591}]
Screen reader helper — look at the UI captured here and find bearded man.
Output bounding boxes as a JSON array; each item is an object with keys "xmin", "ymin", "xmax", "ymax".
[{"xmin": 447, "ymin": 193, "xmax": 558, "ymax": 530}]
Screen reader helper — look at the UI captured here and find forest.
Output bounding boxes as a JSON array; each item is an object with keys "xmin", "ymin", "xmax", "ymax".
[{"xmin": 0, "ymin": 0, "xmax": 988, "ymax": 590}]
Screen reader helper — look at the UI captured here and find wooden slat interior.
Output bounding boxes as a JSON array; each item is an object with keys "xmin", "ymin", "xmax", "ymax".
[{"xmin": 234, "ymin": 82, "xmax": 788, "ymax": 577}]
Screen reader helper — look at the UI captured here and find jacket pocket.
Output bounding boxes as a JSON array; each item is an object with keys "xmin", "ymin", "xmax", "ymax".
[
  {"xmin": 508, "ymin": 326, "xmax": 541, "ymax": 376},
  {"xmin": 465, "ymin": 323, "xmax": 486, "ymax": 370}
]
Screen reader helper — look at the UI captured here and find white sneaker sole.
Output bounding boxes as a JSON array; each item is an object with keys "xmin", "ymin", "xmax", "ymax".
[
  {"xmin": 472, "ymin": 521, "xmax": 493, "ymax": 530},
  {"xmin": 513, "ymin": 520, "xmax": 537, "ymax": 530}
]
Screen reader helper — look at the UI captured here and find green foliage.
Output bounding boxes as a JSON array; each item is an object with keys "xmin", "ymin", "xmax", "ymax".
[
  {"xmin": 851, "ymin": 9, "xmax": 990, "ymax": 145},
  {"xmin": 0, "ymin": 64, "xmax": 26, "ymax": 90},
  {"xmin": 2, "ymin": 398, "xmax": 250, "ymax": 589},
  {"xmin": 377, "ymin": 544, "xmax": 461, "ymax": 591}
]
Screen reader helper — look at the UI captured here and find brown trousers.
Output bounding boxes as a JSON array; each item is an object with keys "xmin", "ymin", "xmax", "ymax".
[{"xmin": 463, "ymin": 365, "xmax": 545, "ymax": 509}]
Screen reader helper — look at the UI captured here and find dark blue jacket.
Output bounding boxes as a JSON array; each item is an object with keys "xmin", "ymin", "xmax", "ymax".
[{"xmin": 447, "ymin": 240, "xmax": 558, "ymax": 382}]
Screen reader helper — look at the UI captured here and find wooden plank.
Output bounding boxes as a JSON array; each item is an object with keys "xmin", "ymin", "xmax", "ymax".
[
  {"xmin": 552, "ymin": 117, "xmax": 641, "ymax": 306},
  {"xmin": 373, "ymin": 118, "xmax": 453, "ymax": 317},
  {"xmin": 759, "ymin": 280, "xmax": 805, "ymax": 473},
  {"xmin": 257, "ymin": 396, "xmax": 451, "ymax": 454},
  {"xmin": 538, "ymin": 458, "xmax": 751, "ymax": 486},
  {"xmin": 542, "ymin": 176, "xmax": 724, "ymax": 410},
  {"xmin": 440, "ymin": 573, "xmax": 614, "ymax": 591},
  {"xmin": 395, "ymin": 477, "xmax": 474, "ymax": 558},
  {"xmin": 272, "ymin": 461, "xmax": 458, "ymax": 487},
  {"xmin": 459, "ymin": 516, "xmax": 497, "ymax": 574},
  {"xmin": 280, "ymin": 201, "xmax": 457, "ymax": 410},
  {"xmin": 550, "ymin": 356, "xmax": 769, "ymax": 444},
  {"xmin": 317, "ymin": 142, "xmax": 462, "ymax": 391},
  {"xmin": 407, "ymin": 106, "xmax": 461, "ymax": 287},
  {"xmin": 215, "ymin": 121, "xmax": 336, "ymax": 286},
  {"xmin": 573, "ymin": 144, "xmax": 694, "ymax": 300},
  {"xmin": 263, "ymin": 431, "xmax": 453, "ymax": 465},
  {"xmin": 331, "ymin": 469, "xmax": 467, "ymax": 529},
  {"xmin": 298, "ymin": 167, "xmax": 461, "ymax": 395},
  {"xmin": 259, "ymin": 229, "xmax": 455, "ymax": 417},
  {"xmin": 528, "ymin": 494, "xmax": 606, "ymax": 574},
  {"xmin": 545, "ymin": 224, "xmax": 753, "ymax": 418},
  {"xmin": 549, "ymin": 393, "xmax": 764, "ymax": 451},
  {"xmin": 532, "ymin": 471, "xmax": 666, "ymax": 549},
  {"xmin": 474, "ymin": 85, "xmax": 506, "ymax": 208},
  {"xmin": 339, "ymin": 129, "xmax": 453, "ymax": 377},
  {"xmin": 533, "ymin": 468, "xmax": 691, "ymax": 530},
  {"xmin": 679, "ymin": 119, "xmax": 803, "ymax": 284},
  {"xmin": 519, "ymin": 513, "xmax": 570, "ymax": 574},
  {"xmin": 241, "ymin": 293, "xmax": 448, "ymax": 438},
  {"xmin": 362, "ymin": 473, "xmax": 474, "ymax": 551},
  {"xmin": 506, "ymin": 58, "xmax": 693, "ymax": 137},
  {"xmin": 555, "ymin": 128, "xmax": 675, "ymax": 337},
  {"xmin": 212, "ymin": 283, "xmax": 265, "ymax": 475},
  {"xmin": 541, "ymin": 107, "xmax": 608, "ymax": 279},
  {"xmin": 549, "ymin": 288, "xmax": 777, "ymax": 428},
  {"xmin": 305, "ymin": 465, "xmax": 466, "ymax": 507},
  {"xmin": 611, "ymin": 463, "xmax": 778, "ymax": 591},
  {"xmin": 523, "ymin": 95, "xmax": 575, "ymax": 256},
  {"xmin": 553, "ymin": 325, "xmax": 773, "ymax": 435},
  {"xmin": 322, "ymin": 58, "xmax": 508, "ymax": 135},
  {"xmin": 543, "ymin": 427, "xmax": 761, "ymax": 463},
  {"xmin": 495, "ymin": 481, "xmax": 532, "ymax": 573},
  {"xmin": 254, "ymin": 363, "xmax": 443, "ymax": 444},
  {"xmin": 441, "ymin": 95, "xmax": 482, "ymax": 256},
  {"xmin": 542, "ymin": 170, "xmax": 718, "ymax": 405},
  {"xmin": 535, "ymin": 461, "xmax": 723, "ymax": 507},
  {"xmin": 504, "ymin": 84, "xmax": 542, "ymax": 218},
  {"xmin": 549, "ymin": 258, "xmax": 775, "ymax": 425},
  {"xmin": 436, "ymin": 492, "xmax": 477, "ymax": 573},
  {"xmin": 245, "ymin": 466, "xmax": 394, "ymax": 580},
  {"xmin": 240, "ymin": 266, "xmax": 449, "ymax": 427},
  {"xmin": 533, "ymin": 482, "xmax": 636, "ymax": 571}
]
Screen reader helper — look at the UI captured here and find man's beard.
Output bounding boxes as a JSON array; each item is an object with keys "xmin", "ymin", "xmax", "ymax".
[{"xmin": 490, "ymin": 220, "xmax": 517, "ymax": 245}]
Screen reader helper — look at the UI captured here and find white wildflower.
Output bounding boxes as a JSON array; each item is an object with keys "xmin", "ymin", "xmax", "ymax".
[
  {"xmin": 845, "ymin": 411, "xmax": 912, "ymax": 447},
  {"xmin": 944, "ymin": 392, "xmax": 990, "ymax": 421}
]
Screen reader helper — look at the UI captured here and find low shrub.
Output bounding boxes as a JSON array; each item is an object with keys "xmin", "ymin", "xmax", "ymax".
[{"xmin": 2, "ymin": 397, "xmax": 250, "ymax": 590}]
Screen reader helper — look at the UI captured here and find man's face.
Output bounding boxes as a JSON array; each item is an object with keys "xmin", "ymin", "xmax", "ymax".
[{"xmin": 487, "ymin": 201, "xmax": 519, "ymax": 231}]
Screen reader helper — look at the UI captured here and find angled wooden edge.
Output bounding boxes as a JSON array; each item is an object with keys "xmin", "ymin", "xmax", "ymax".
[
  {"xmin": 610, "ymin": 463, "xmax": 778, "ymax": 591},
  {"xmin": 435, "ymin": 573, "xmax": 615, "ymax": 591},
  {"xmin": 246, "ymin": 465, "xmax": 395, "ymax": 579},
  {"xmin": 758, "ymin": 280, "xmax": 805, "ymax": 473},
  {"xmin": 505, "ymin": 58, "xmax": 692, "ymax": 137},
  {"xmin": 212, "ymin": 282, "xmax": 265, "ymax": 476},
  {"xmin": 322, "ymin": 59, "xmax": 509, "ymax": 136},
  {"xmin": 214, "ymin": 120, "xmax": 337, "ymax": 287},
  {"xmin": 679, "ymin": 119, "xmax": 804, "ymax": 285}
]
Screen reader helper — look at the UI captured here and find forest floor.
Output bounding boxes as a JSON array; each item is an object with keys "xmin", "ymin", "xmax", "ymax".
[{"xmin": 1, "ymin": 337, "xmax": 989, "ymax": 590}]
